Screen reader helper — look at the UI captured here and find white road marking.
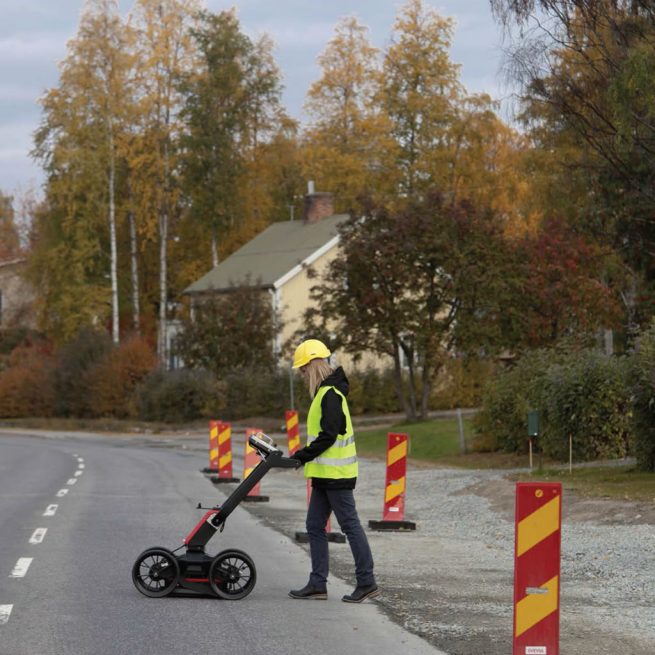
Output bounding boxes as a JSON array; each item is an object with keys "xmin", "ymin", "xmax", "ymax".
[
  {"xmin": 78, "ymin": 463, "xmax": 85, "ymax": 469},
  {"xmin": 77, "ymin": 458, "xmax": 84, "ymax": 463},
  {"xmin": 9, "ymin": 558, "xmax": 33, "ymax": 578},
  {"xmin": 43, "ymin": 504, "xmax": 58, "ymax": 517},
  {"xmin": 66, "ymin": 478, "xmax": 77, "ymax": 485},
  {"xmin": 74, "ymin": 470, "xmax": 83, "ymax": 477},
  {"xmin": 0, "ymin": 605, "xmax": 12, "ymax": 624},
  {"xmin": 29, "ymin": 528, "xmax": 47, "ymax": 544},
  {"xmin": 56, "ymin": 489, "xmax": 69, "ymax": 497}
]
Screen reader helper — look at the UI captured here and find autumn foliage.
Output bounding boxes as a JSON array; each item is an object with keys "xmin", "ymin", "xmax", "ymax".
[
  {"xmin": 514, "ymin": 217, "xmax": 622, "ymax": 347},
  {"xmin": 86, "ymin": 336, "xmax": 158, "ymax": 418},
  {"xmin": 0, "ymin": 343, "xmax": 56, "ymax": 418}
]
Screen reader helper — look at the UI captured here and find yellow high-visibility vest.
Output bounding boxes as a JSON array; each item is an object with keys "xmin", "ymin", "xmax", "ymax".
[{"xmin": 304, "ymin": 386, "xmax": 358, "ymax": 479}]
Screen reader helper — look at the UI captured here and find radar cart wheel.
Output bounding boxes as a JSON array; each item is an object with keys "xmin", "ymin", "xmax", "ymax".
[
  {"xmin": 209, "ymin": 549, "xmax": 256, "ymax": 600},
  {"xmin": 132, "ymin": 547, "xmax": 180, "ymax": 598}
]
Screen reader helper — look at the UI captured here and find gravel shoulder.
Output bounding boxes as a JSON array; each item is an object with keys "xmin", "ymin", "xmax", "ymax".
[{"xmin": 237, "ymin": 453, "xmax": 655, "ymax": 655}]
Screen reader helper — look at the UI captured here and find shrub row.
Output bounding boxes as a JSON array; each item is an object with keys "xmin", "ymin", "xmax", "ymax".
[
  {"xmin": 630, "ymin": 324, "xmax": 655, "ymax": 471},
  {"xmin": 0, "ymin": 329, "xmax": 490, "ymax": 423},
  {"xmin": 0, "ymin": 330, "xmax": 157, "ymax": 420},
  {"xmin": 475, "ymin": 332, "xmax": 655, "ymax": 470}
]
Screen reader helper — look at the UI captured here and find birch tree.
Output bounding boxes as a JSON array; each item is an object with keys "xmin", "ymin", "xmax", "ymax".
[
  {"xmin": 130, "ymin": 0, "xmax": 200, "ymax": 364},
  {"xmin": 31, "ymin": 0, "xmax": 134, "ymax": 343}
]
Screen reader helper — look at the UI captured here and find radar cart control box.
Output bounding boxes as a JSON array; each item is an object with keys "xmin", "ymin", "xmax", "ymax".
[{"xmin": 132, "ymin": 432, "xmax": 299, "ymax": 600}]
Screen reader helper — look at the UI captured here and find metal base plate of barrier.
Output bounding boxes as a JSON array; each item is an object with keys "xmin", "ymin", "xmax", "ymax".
[
  {"xmin": 368, "ymin": 519, "xmax": 416, "ymax": 531},
  {"xmin": 295, "ymin": 531, "xmax": 346, "ymax": 544},
  {"xmin": 210, "ymin": 476, "xmax": 240, "ymax": 484},
  {"xmin": 242, "ymin": 495, "xmax": 270, "ymax": 503}
]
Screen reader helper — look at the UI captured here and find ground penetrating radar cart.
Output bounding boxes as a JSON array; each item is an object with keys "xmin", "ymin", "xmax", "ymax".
[{"xmin": 132, "ymin": 432, "xmax": 298, "ymax": 600}]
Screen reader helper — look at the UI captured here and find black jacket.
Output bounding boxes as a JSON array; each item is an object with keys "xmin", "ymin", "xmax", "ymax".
[{"xmin": 291, "ymin": 367, "xmax": 356, "ymax": 490}]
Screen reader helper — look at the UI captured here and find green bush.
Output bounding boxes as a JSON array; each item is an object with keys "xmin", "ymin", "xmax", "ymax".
[
  {"xmin": 431, "ymin": 357, "xmax": 495, "ymax": 410},
  {"xmin": 539, "ymin": 351, "xmax": 631, "ymax": 461},
  {"xmin": 220, "ymin": 366, "xmax": 299, "ymax": 419},
  {"xmin": 475, "ymin": 347, "xmax": 632, "ymax": 461},
  {"xmin": 629, "ymin": 324, "xmax": 655, "ymax": 471},
  {"xmin": 54, "ymin": 328, "xmax": 113, "ymax": 417},
  {"xmin": 215, "ymin": 364, "xmax": 401, "ymax": 420},
  {"xmin": 137, "ymin": 368, "xmax": 218, "ymax": 423},
  {"xmin": 347, "ymin": 367, "xmax": 401, "ymax": 415},
  {"xmin": 473, "ymin": 349, "xmax": 556, "ymax": 453}
]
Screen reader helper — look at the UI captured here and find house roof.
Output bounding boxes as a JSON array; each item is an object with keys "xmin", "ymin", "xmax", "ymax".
[{"xmin": 184, "ymin": 214, "xmax": 350, "ymax": 295}]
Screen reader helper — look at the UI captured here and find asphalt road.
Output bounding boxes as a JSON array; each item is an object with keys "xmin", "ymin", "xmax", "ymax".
[{"xmin": 0, "ymin": 432, "xmax": 445, "ymax": 655}]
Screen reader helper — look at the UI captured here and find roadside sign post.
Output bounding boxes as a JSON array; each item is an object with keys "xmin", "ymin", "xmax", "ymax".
[{"xmin": 527, "ymin": 411, "xmax": 539, "ymax": 471}]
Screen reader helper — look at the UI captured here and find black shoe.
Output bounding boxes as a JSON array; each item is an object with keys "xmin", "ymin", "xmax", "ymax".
[
  {"xmin": 342, "ymin": 583, "xmax": 379, "ymax": 603},
  {"xmin": 288, "ymin": 583, "xmax": 328, "ymax": 600}
]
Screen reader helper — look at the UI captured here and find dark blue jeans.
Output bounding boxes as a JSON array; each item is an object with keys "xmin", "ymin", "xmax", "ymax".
[{"xmin": 306, "ymin": 486, "xmax": 375, "ymax": 589}]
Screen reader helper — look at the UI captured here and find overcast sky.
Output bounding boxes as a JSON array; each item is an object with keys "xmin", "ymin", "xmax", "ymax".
[{"xmin": 0, "ymin": 0, "xmax": 511, "ymax": 200}]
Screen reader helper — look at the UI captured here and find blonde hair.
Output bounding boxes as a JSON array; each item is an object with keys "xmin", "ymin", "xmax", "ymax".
[{"xmin": 304, "ymin": 358, "xmax": 334, "ymax": 398}]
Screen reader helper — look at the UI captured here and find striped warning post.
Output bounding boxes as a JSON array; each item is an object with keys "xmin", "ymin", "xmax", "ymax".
[
  {"xmin": 285, "ymin": 410, "xmax": 300, "ymax": 456},
  {"xmin": 368, "ymin": 432, "xmax": 416, "ymax": 531},
  {"xmin": 295, "ymin": 480, "xmax": 346, "ymax": 544},
  {"xmin": 201, "ymin": 420, "xmax": 220, "ymax": 473},
  {"xmin": 242, "ymin": 428, "xmax": 269, "ymax": 502},
  {"xmin": 513, "ymin": 482, "xmax": 562, "ymax": 655},
  {"xmin": 210, "ymin": 421, "xmax": 239, "ymax": 484}
]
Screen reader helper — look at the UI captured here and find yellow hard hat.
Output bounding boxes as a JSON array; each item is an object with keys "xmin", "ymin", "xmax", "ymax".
[{"xmin": 292, "ymin": 339, "xmax": 331, "ymax": 369}]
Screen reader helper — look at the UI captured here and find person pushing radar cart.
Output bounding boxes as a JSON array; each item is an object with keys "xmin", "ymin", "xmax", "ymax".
[
  {"xmin": 287, "ymin": 338, "xmax": 379, "ymax": 604},
  {"xmin": 131, "ymin": 338, "xmax": 377, "ymax": 603}
]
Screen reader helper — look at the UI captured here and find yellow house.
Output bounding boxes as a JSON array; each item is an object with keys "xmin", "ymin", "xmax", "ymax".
[{"xmin": 183, "ymin": 190, "xmax": 348, "ymax": 363}]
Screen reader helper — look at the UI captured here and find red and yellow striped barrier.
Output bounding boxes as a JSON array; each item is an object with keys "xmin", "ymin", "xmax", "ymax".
[
  {"xmin": 210, "ymin": 421, "xmax": 239, "ymax": 484},
  {"xmin": 242, "ymin": 428, "xmax": 269, "ymax": 502},
  {"xmin": 368, "ymin": 433, "xmax": 416, "ymax": 531},
  {"xmin": 285, "ymin": 410, "xmax": 300, "ymax": 456},
  {"xmin": 513, "ymin": 482, "xmax": 562, "ymax": 655},
  {"xmin": 201, "ymin": 420, "xmax": 220, "ymax": 473}
]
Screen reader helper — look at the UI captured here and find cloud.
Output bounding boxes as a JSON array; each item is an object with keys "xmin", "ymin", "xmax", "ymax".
[
  {"xmin": 0, "ymin": 32, "xmax": 68, "ymax": 63},
  {"xmin": 0, "ymin": 83, "xmax": 44, "ymax": 104},
  {"xmin": 245, "ymin": 20, "xmax": 337, "ymax": 49}
]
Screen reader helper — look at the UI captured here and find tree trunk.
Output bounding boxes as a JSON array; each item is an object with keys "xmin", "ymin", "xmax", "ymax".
[
  {"xmin": 159, "ymin": 206, "xmax": 168, "ymax": 366},
  {"xmin": 211, "ymin": 227, "xmax": 219, "ymax": 268},
  {"xmin": 128, "ymin": 181, "xmax": 140, "ymax": 333},
  {"xmin": 392, "ymin": 347, "xmax": 416, "ymax": 421},
  {"xmin": 108, "ymin": 126, "xmax": 119, "ymax": 344},
  {"xmin": 406, "ymin": 355, "xmax": 418, "ymax": 419},
  {"xmin": 420, "ymin": 359, "xmax": 433, "ymax": 420},
  {"xmin": 401, "ymin": 339, "xmax": 418, "ymax": 418},
  {"xmin": 158, "ymin": 136, "xmax": 170, "ymax": 368}
]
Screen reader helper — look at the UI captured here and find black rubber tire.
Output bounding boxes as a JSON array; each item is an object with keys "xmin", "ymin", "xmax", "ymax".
[
  {"xmin": 132, "ymin": 547, "xmax": 180, "ymax": 598},
  {"xmin": 209, "ymin": 549, "xmax": 257, "ymax": 600}
]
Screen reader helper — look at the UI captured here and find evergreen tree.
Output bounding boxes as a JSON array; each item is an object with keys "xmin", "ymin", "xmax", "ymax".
[{"xmin": 180, "ymin": 9, "xmax": 285, "ymax": 268}]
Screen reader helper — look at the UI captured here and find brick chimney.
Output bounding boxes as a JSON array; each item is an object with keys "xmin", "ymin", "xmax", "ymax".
[{"xmin": 302, "ymin": 181, "xmax": 334, "ymax": 224}]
